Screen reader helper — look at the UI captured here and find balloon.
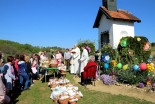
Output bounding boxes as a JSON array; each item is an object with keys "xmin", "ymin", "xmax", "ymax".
[
  {"xmin": 112, "ymin": 71, "xmax": 115, "ymax": 75},
  {"xmin": 140, "ymin": 63, "xmax": 147, "ymax": 70},
  {"xmin": 133, "ymin": 65, "xmax": 139, "ymax": 71},
  {"xmin": 104, "ymin": 63, "xmax": 109, "ymax": 69},
  {"xmin": 123, "ymin": 64, "xmax": 128, "ymax": 70},
  {"xmin": 150, "ymin": 63, "xmax": 154, "ymax": 67},
  {"xmin": 117, "ymin": 63, "xmax": 122, "ymax": 69}
]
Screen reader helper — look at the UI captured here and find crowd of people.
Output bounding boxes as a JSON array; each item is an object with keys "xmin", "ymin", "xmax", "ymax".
[
  {"xmin": 0, "ymin": 51, "xmax": 53, "ymax": 103},
  {"xmin": 0, "ymin": 52, "xmax": 41, "ymax": 103},
  {"xmin": 0, "ymin": 44, "xmax": 98, "ymax": 104}
]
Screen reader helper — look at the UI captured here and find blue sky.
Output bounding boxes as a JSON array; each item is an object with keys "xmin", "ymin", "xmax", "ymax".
[{"xmin": 0, "ymin": 0, "xmax": 155, "ymax": 49}]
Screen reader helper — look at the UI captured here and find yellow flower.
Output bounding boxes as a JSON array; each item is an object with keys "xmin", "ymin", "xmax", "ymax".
[
  {"xmin": 147, "ymin": 64, "xmax": 155, "ymax": 72},
  {"xmin": 137, "ymin": 38, "xmax": 141, "ymax": 41},
  {"xmin": 112, "ymin": 60, "xmax": 117, "ymax": 67}
]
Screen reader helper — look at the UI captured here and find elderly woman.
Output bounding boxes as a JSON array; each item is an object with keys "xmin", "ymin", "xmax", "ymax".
[{"xmin": 81, "ymin": 56, "xmax": 97, "ymax": 85}]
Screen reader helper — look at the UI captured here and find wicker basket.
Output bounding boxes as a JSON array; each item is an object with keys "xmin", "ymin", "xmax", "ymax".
[
  {"xmin": 50, "ymin": 64, "xmax": 58, "ymax": 68},
  {"xmin": 74, "ymin": 94, "xmax": 81, "ymax": 99},
  {"xmin": 42, "ymin": 63, "xmax": 49, "ymax": 68},
  {"xmin": 50, "ymin": 84, "xmax": 58, "ymax": 88},
  {"xmin": 59, "ymin": 98, "xmax": 69, "ymax": 104},
  {"xmin": 69, "ymin": 100, "xmax": 77, "ymax": 104},
  {"xmin": 61, "ymin": 70, "xmax": 66, "ymax": 74},
  {"xmin": 62, "ymin": 83, "xmax": 66, "ymax": 86},
  {"xmin": 53, "ymin": 99, "xmax": 58, "ymax": 103}
]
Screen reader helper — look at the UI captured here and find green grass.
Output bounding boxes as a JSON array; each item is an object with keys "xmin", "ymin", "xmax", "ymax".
[{"xmin": 15, "ymin": 73, "xmax": 154, "ymax": 104}]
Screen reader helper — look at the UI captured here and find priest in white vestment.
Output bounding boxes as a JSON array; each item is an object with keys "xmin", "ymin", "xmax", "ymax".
[
  {"xmin": 80, "ymin": 45, "xmax": 89, "ymax": 74},
  {"xmin": 70, "ymin": 49, "xmax": 75, "ymax": 74},
  {"xmin": 72, "ymin": 44, "xmax": 80, "ymax": 75}
]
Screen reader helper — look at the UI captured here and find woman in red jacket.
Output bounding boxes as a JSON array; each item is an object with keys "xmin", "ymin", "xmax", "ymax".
[{"xmin": 81, "ymin": 56, "xmax": 97, "ymax": 85}]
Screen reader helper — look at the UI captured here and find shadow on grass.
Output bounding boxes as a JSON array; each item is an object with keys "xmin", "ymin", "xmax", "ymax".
[
  {"xmin": 12, "ymin": 91, "xmax": 21, "ymax": 104},
  {"xmin": 41, "ymin": 72, "xmax": 62, "ymax": 83}
]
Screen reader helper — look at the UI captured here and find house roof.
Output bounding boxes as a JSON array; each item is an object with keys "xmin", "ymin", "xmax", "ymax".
[{"xmin": 93, "ymin": 6, "xmax": 141, "ymax": 28}]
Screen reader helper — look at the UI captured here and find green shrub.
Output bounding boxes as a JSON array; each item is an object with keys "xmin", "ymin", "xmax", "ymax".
[
  {"xmin": 101, "ymin": 44, "xmax": 119, "ymax": 61},
  {"xmin": 115, "ymin": 66, "xmax": 148, "ymax": 84},
  {"xmin": 118, "ymin": 36, "xmax": 151, "ymax": 64},
  {"xmin": 100, "ymin": 36, "xmax": 154, "ymax": 85}
]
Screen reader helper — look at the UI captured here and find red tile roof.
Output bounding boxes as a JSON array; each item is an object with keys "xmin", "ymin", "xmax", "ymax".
[{"xmin": 93, "ymin": 6, "xmax": 141, "ymax": 28}]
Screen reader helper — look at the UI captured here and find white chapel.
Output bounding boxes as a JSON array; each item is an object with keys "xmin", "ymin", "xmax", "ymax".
[{"xmin": 93, "ymin": 0, "xmax": 141, "ymax": 49}]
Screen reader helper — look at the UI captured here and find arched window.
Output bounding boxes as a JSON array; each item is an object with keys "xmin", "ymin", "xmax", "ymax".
[{"xmin": 120, "ymin": 31, "xmax": 128, "ymax": 37}]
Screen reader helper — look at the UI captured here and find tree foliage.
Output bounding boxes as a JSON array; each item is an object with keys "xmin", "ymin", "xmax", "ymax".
[
  {"xmin": 0, "ymin": 40, "xmax": 62, "ymax": 56},
  {"xmin": 77, "ymin": 40, "xmax": 95, "ymax": 55}
]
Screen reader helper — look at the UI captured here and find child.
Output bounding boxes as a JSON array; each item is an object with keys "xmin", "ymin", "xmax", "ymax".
[
  {"xmin": 31, "ymin": 57, "xmax": 38, "ymax": 82},
  {"xmin": 58, "ymin": 61, "xmax": 66, "ymax": 74}
]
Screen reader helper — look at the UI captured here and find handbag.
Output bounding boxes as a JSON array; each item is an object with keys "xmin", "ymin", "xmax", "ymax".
[{"xmin": 32, "ymin": 67, "xmax": 37, "ymax": 74}]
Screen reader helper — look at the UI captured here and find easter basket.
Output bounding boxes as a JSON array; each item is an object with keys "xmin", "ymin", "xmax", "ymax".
[
  {"xmin": 59, "ymin": 98, "xmax": 69, "ymax": 104},
  {"xmin": 50, "ymin": 84, "xmax": 58, "ymax": 88},
  {"xmin": 74, "ymin": 94, "xmax": 81, "ymax": 99},
  {"xmin": 69, "ymin": 101, "xmax": 77, "ymax": 104},
  {"xmin": 60, "ymin": 70, "xmax": 66, "ymax": 74},
  {"xmin": 68, "ymin": 98, "xmax": 78, "ymax": 104},
  {"xmin": 42, "ymin": 63, "xmax": 49, "ymax": 68},
  {"xmin": 50, "ymin": 64, "xmax": 58, "ymax": 68},
  {"xmin": 53, "ymin": 98, "xmax": 58, "ymax": 103}
]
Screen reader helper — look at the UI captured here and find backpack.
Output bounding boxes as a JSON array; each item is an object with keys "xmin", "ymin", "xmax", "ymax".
[
  {"xmin": 0, "ymin": 66, "xmax": 4, "ymax": 74},
  {"xmin": 3, "ymin": 64, "xmax": 9, "ymax": 75}
]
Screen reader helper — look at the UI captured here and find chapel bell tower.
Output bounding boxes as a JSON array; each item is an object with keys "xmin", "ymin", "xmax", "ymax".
[{"xmin": 102, "ymin": 0, "xmax": 117, "ymax": 12}]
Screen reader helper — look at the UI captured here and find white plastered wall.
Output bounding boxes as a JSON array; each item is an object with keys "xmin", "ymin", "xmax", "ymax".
[
  {"xmin": 112, "ymin": 20, "xmax": 135, "ymax": 49},
  {"xmin": 98, "ymin": 15, "xmax": 113, "ymax": 49}
]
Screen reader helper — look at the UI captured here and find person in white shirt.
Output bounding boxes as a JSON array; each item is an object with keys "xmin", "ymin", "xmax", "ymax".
[
  {"xmin": 80, "ymin": 45, "xmax": 89, "ymax": 74},
  {"xmin": 64, "ymin": 49, "xmax": 71, "ymax": 70},
  {"xmin": 70, "ymin": 49, "xmax": 74, "ymax": 74}
]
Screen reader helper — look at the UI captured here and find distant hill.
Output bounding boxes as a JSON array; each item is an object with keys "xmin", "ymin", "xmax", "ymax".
[{"xmin": 0, "ymin": 40, "xmax": 62, "ymax": 55}]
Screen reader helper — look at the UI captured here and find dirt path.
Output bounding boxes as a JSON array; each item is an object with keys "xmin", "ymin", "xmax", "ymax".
[{"xmin": 74, "ymin": 77, "xmax": 155, "ymax": 103}]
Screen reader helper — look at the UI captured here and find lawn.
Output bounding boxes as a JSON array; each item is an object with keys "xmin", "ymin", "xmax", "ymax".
[{"xmin": 14, "ymin": 73, "xmax": 154, "ymax": 104}]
